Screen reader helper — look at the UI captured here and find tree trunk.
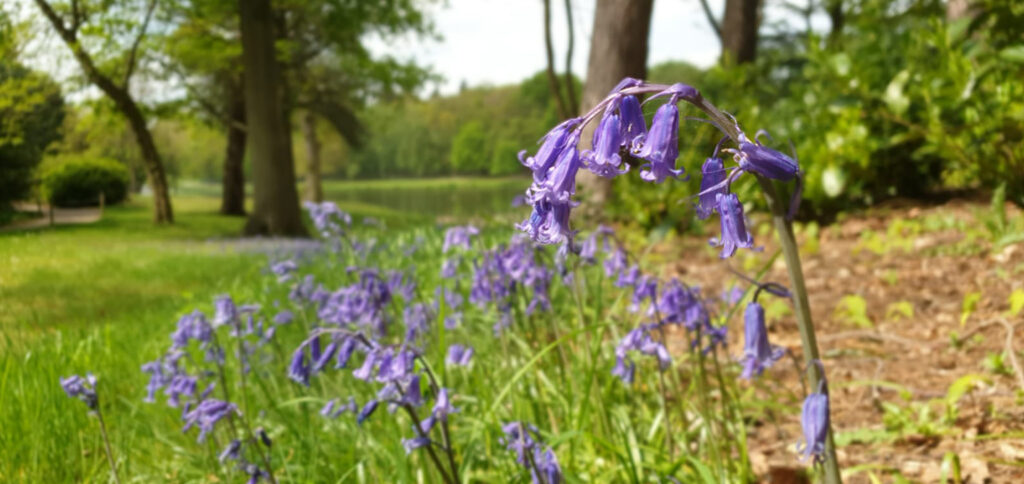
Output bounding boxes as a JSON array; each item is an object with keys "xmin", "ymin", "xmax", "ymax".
[
  {"xmin": 239, "ymin": 0, "xmax": 307, "ymax": 236},
  {"xmin": 302, "ymin": 111, "xmax": 323, "ymax": 203},
  {"xmin": 577, "ymin": 0, "xmax": 654, "ymax": 214},
  {"xmin": 826, "ymin": 0, "xmax": 844, "ymax": 46},
  {"xmin": 543, "ymin": 0, "xmax": 571, "ymax": 119},
  {"xmin": 32, "ymin": 0, "xmax": 174, "ymax": 224},
  {"xmin": 221, "ymin": 83, "xmax": 247, "ymax": 216},
  {"xmin": 109, "ymin": 84, "xmax": 175, "ymax": 223},
  {"xmin": 721, "ymin": 0, "xmax": 760, "ymax": 64}
]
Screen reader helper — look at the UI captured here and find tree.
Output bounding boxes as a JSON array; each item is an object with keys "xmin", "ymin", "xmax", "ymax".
[
  {"xmin": 161, "ymin": 0, "xmax": 247, "ymax": 216},
  {"xmin": 32, "ymin": 0, "xmax": 175, "ymax": 223},
  {"xmin": 576, "ymin": 0, "xmax": 654, "ymax": 212},
  {"xmin": 0, "ymin": 61, "xmax": 65, "ymax": 213},
  {"xmin": 450, "ymin": 121, "xmax": 489, "ymax": 175},
  {"xmin": 238, "ymin": 0, "xmax": 305, "ymax": 236},
  {"xmin": 721, "ymin": 0, "xmax": 761, "ymax": 64}
]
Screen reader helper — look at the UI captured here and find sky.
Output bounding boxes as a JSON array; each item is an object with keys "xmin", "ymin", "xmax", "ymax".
[
  {"xmin": 14, "ymin": 0, "xmax": 826, "ymax": 101},
  {"xmin": 366, "ymin": 0, "xmax": 727, "ymax": 95}
]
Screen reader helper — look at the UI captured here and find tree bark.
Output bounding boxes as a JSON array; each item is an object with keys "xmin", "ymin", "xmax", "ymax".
[
  {"xmin": 543, "ymin": 0, "xmax": 571, "ymax": 119},
  {"xmin": 721, "ymin": 0, "xmax": 760, "ymax": 65},
  {"xmin": 239, "ymin": 0, "xmax": 307, "ymax": 236},
  {"xmin": 33, "ymin": 0, "xmax": 174, "ymax": 223},
  {"xmin": 826, "ymin": 0, "xmax": 844, "ymax": 46},
  {"xmin": 577, "ymin": 0, "xmax": 654, "ymax": 213},
  {"xmin": 302, "ymin": 111, "xmax": 323, "ymax": 203},
  {"xmin": 221, "ymin": 82, "xmax": 247, "ymax": 216}
]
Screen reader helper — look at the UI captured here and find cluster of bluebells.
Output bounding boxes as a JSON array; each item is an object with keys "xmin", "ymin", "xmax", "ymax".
[
  {"xmin": 60, "ymin": 373, "xmax": 99, "ymax": 410},
  {"xmin": 140, "ymin": 295, "xmax": 281, "ymax": 481},
  {"xmin": 516, "ymin": 78, "xmax": 801, "ymax": 258},
  {"xmin": 592, "ymin": 231, "xmax": 728, "ymax": 384},
  {"xmin": 500, "ymin": 422, "xmax": 563, "ymax": 484},
  {"xmin": 218, "ymin": 430, "xmax": 274, "ymax": 484}
]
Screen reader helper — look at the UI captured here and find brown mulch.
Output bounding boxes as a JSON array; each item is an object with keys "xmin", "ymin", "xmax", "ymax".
[{"xmin": 649, "ymin": 198, "xmax": 1024, "ymax": 483}]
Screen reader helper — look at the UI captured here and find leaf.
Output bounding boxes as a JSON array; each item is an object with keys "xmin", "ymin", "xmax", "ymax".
[
  {"xmin": 886, "ymin": 301, "xmax": 914, "ymax": 321},
  {"xmin": 834, "ymin": 294, "xmax": 873, "ymax": 328},
  {"xmin": 960, "ymin": 292, "xmax": 982, "ymax": 327},
  {"xmin": 1009, "ymin": 289, "xmax": 1024, "ymax": 317},
  {"xmin": 999, "ymin": 45, "xmax": 1024, "ymax": 64},
  {"xmin": 946, "ymin": 374, "xmax": 989, "ymax": 405},
  {"xmin": 884, "ymin": 70, "xmax": 911, "ymax": 115}
]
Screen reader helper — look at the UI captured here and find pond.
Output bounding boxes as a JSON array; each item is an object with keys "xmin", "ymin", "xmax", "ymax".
[{"xmin": 320, "ymin": 177, "xmax": 528, "ymax": 222}]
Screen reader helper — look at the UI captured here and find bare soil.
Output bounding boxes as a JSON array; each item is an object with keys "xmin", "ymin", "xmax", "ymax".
[{"xmin": 655, "ymin": 198, "xmax": 1024, "ymax": 483}]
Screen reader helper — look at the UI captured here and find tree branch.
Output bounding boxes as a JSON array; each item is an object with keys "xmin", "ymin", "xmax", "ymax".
[
  {"xmin": 542, "ymin": 0, "xmax": 570, "ymax": 119},
  {"xmin": 562, "ymin": 0, "xmax": 578, "ymax": 114},
  {"xmin": 699, "ymin": 0, "xmax": 722, "ymax": 40},
  {"xmin": 123, "ymin": 0, "xmax": 159, "ymax": 89}
]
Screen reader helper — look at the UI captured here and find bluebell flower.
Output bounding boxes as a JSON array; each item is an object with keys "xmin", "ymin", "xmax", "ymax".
[
  {"xmin": 432, "ymin": 388, "xmax": 456, "ymax": 421},
  {"xmin": 182, "ymin": 399, "xmax": 238, "ymax": 442},
  {"xmin": 740, "ymin": 302, "xmax": 784, "ymax": 379},
  {"xmin": 356, "ymin": 399, "xmax": 379, "ymax": 425},
  {"xmin": 528, "ymin": 136, "xmax": 581, "ymax": 205},
  {"xmin": 60, "ymin": 373, "xmax": 98, "ymax": 410},
  {"xmin": 303, "ymin": 201, "xmax": 351, "ymax": 238},
  {"xmin": 696, "ymin": 157, "xmax": 728, "ymax": 219},
  {"xmin": 518, "ymin": 199, "xmax": 573, "ymax": 246},
  {"xmin": 615, "ymin": 265, "xmax": 640, "ymax": 288},
  {"xmin": 713, "ymin": 193, "xmax": 754, "ymax": 258},
  {"xmin": 581, "ymin": 113, "xmax": 628, "ymax": 178},
  {"xmin": 500, "ymin": 421, "xmax": 563, "ymax": 484},
  {"xmin": 442, "ymin": 225, "xmax": 479, "ymax": 253},
  {"xmin": 446, "ymin": 344, "xmax": 474, "ymax": 366},
  {"xmin": 518, "ymin": 118, "xmax": 581, "ymax": 180},
  {"xmin": 213, "ymin": 295, "xmax": 237, "ymax": 327},
  {"xmin": 402, "ymin": 436, "xmax": 431, "ymax": 455},
  {"xmin": 440, "ymin": 258, "xmax": 458, "ymax": 278},
  {"xmin": 219, "ymin": 439, "xmax": 242, "ymax": 462},
  {"xmin": 604, "ymin": 248, "xmax": 627, "ymax": 278},
  {"xmin": 287, "ymin": 346, "xmax": 311, "ymax": 386},
  {"xmin": 734, "ymin": 131, "xmax": 800, "ymax": 181},
  {"xmin": 269, "ymin": 259, "xmax": 298, "ymax": 282},
  {"xmin": 611, "ymin": 357, "xmax": 636, "ymax": 384},
  {"xmin": 635, "ymin": 102, "xmax": 682, "ymax": 183},
  {"xmin": 618, "ymin": 95, "xmax": 647, "ymax": 146},
  {"xmin": 799, "ymin": 381, "xmax": 830, "ymax": 463}
]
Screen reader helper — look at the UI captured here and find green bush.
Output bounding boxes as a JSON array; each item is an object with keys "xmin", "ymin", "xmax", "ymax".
[{"xmin": 41, "ymin": 156, "xmax": 129, "ymax": 207}]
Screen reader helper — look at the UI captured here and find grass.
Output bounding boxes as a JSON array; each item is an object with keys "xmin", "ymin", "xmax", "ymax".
[{"xmin": 0, "ymin": 187, "xmax": 761, "ymax": 483}]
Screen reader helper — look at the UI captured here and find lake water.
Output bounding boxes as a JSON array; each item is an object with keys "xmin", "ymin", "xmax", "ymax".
[{"xmin": 321, "ymin": 178, "xmax": 528, "ymax": 222}]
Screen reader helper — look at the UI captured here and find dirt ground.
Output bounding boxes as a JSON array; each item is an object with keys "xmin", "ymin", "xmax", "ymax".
[{"xmin": 657, "ymin": 198, "xmax": 1024, "ymax": 483}]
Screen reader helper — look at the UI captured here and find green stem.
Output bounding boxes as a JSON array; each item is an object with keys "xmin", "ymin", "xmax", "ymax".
[
  {"xmin": 754, "ymin": 177, "xmax": 841, "ymax": 484},
  {"xmin": 94, "ymin": 405, "xmax": 122, "ymax": 484},
  {"xmin": 685, "ymin": 91, "xmax": 843, "ymax": 484}
]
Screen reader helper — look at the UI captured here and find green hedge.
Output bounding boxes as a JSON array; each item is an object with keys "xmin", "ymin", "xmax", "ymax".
[{"xmin": 42, "ymin": 156, "xmax": 129, "ymax": 207}]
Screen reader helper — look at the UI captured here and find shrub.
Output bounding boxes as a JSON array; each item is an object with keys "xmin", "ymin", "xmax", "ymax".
[{"xmin": 42, "ymin": 156, "xmax": 129, "ymax": 207}]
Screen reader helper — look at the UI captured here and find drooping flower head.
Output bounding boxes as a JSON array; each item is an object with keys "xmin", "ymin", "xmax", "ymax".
[
  {"xmin": 581, "ymin": 112, "xmax": 627, "ymax": 178},
  {"xmin": 182, "ymin": 399, "xmax": 239, "ymax": 442},
  {"xmin": 799, "ymin": 376, "xmax": 831, "ymax": 464},
  {"xmin": 713, "ymin": 193, "xmax": 754, "ymax": 258},
  {"xmin": 60, "ymin": 373, "xmax": 99, "ymax": 410},
  {"xmin": 739, "ymin": 301, "xmax": 784, "ymax": 379},
  {"xmin": 635, "ymin": 102, "xmax": 682, "ymax": 183}
]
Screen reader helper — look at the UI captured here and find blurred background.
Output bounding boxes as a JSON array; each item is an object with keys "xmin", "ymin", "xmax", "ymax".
[{"xmin": 2, "ymin": 0, "xmax": 1020, "ymax": 233}]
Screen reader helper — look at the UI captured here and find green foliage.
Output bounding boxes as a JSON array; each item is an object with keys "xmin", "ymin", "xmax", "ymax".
[
  {"xmin": 450, "ymin": 121, "xmax": 489, "ymax": 174},
  {"xmin": 960, "ymin": 291, "xmax": 981, "ymax": 327},
  {"xmin": 0, "ymin": 60, "xmax": 65, "ymax": 213},
  {"xmin": 886, "ymin": 301, "xmax": 914, "ymax": 321},
  {"xmin": 350, "ymin": 71, "xmax": 565, "ymax": 179},
  {"xmin": 613, "ymin": 0, "xmax": 1024, "ymax": 230},
  {"xmin": 1008, "ymin": 289, "xmax": 1024, "ymax": 317},
  {"xmin": 42, "ymin": 156, "xmax": 129, "ymax": 207},
  {"xmin": 834, "ymin": 294, "xmax": 873, "ymax": 328}
]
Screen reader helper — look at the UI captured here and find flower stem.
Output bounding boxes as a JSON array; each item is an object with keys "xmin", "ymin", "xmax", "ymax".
[
  {"xmin": 682, "ymin": 90, "xmax": 842, "ymax": 484},
  {"xmin": 754, "ymin": 177, "xmax": 841, "ymax": 484},
  {"xmin": 94, "ymin": 406, "xmax": 122, "ymax": 484}
]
